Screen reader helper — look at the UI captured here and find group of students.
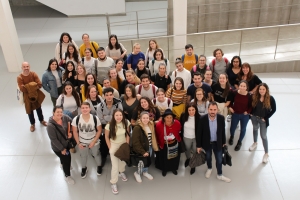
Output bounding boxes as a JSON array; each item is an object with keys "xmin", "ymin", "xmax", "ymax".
[{"xmin": 17, "ymin": 32, "xmax": 277, "ymax": 195}]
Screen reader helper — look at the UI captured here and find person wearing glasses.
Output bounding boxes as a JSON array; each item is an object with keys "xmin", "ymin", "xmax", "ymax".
[{"xmin": 190, "ymin": 55, "xmax": 210, "ymax": 80}]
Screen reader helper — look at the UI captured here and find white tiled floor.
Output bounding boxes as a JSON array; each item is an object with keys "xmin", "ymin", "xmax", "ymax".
[{"xmin": 1, "ymin": 2, "xmax": 300, "ymax": 200}]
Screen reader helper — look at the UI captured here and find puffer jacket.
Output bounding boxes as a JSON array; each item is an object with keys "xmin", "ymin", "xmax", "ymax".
[
  {"xmin": 42, "ymin": 68, "xmax": 63, "ymax": 98},
  {"xmin": 132, "ymin": 120, "xmax": 159, "ymax": 155}
]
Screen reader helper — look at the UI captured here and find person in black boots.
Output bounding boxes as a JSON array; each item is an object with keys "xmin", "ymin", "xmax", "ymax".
[
  {"xmin": 196, "ymin": 102, "xmax": 231, "ymax": 183},
  {"xmin": 180, "ymin": 103, "xmax": 201, "ymax": 175}
]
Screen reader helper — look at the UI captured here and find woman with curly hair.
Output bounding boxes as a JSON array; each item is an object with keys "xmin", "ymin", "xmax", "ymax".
[
  {"xmin": 131, "ymin": 97, "xmax": 161, "ymax": 126},
  {"xmin": 249, "ymin": 83, "xmax": 276, "ymax": 164},
  {"xmin": 62, "ymin": 43, "xmax": 81, "ymax": 69},
  {"xmin": 62, "ymin": 61, "xmax": 77, "ymax": 85}
]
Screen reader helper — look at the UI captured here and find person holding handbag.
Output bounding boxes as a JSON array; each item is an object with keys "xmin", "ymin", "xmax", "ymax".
[
  {"xmin": 155, "ymin": 109, "xmax": 182, "ymax": 177},
  {"xmin": 105, "ymin": 109, "xmax": 130, "ymax": 194},
  {"xmin": 180, "ymin": 103, "xmax": 201, "ymax": 175},
  {"xmin": 72, "ymin": 102, "xmax": 102, "ymax": 178},
  {"xmin": 132, "ymin": 111, "xmax": 159, "ymax": 183},
  {"xmin": 105, "ymin": 34, "xmax": 127, "ymax": 62},
  {"xmin": 47, "ymin": 106, "xmax": 75, "ymax": 185}
]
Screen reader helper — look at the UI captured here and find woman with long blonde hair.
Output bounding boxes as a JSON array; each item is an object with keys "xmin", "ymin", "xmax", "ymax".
[{"xmin": 249, "ymin": 83, "xmax": 276, "ymax": 164}]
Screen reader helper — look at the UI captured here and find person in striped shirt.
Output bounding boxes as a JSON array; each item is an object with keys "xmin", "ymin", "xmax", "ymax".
[{"xmin": 166, "ymin": 77, "xmax": 187, "ymax": 106}]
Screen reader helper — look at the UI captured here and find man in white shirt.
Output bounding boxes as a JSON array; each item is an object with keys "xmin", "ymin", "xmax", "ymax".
[
  {"xmin": 96, "ymin": 47, "xmax": 115, "ymax": 84},
  {"xmin": 170, "ymin": 58, "xmax": 191, "ymax": 90},
  {"xmin": 72, "ymin": 102, "xmax": 102, "ymax": 179},
  {"xmin": 135, "ymin": 74, "xmax": 158, "ymax": 100}
]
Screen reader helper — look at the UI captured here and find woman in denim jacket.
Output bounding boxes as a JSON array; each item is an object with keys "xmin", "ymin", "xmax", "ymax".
[{"xmin": 42, "ymin": 58, "xmax": 64, "ymax": 106}]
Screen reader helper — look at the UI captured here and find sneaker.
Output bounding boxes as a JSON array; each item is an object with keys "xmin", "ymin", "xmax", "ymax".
[
  {"xmin": 97, "ymin": 166, "xmax": 102, "ymax": 176},
  {"xmin": 111, "ymin": 184, "xmax": 118, "ymax": 194},
  {"xmin": 143, "ymin": 172, "xmax": 153, "ymax": 180},
  {"xmin": 60, "ymin": 164, "xmax": 73, "ymax": 170},
  {"xmin": 30, "ymin": 124, "xmax": 35, "ymax": 132},
  {"xmin": 227, "ymin": 115, "xmax": 231, "ymax": 122},
  {"xmin": 249, "ymin": 143, "xmax": 257, "ymax": 151},
  {"xmin": 229, "ymin": 136, "xmax": 234, "ymax": 145},
  {"xmin": 81, "ymin": 167, "xmax": 88, "ymax": 179},
  {"xmin": 134, "ymin": 172, "xmax": 142, "ymax": 183},
  {"xmin": 65, "ymin": 176, "xmax": 75, "ymax": 185},
  {"xmin": 217, "ymin": 175, "xmax": 231, "ymax": 183},
  {"xmin": 234, "ymin": 141, "xmax": 242, "ymax": 151},
  {"xmin": 205, "ymin": 169, "xmax": 212, "ymax": 179},
  {"xmin": 119, "ymin": 172, "xmax": 128, "ymax": 182},
  {"xmin": 262, "ymin": 154, "xmax": 269, "ymax": 164}
]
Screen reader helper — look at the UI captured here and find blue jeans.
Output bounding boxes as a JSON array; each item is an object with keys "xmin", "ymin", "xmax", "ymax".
[
  {"xmin": 142, "ymin": 146, "xmax": 153, "ymax": 173},
  {"xmin": 251, "ymin": 116, "xmax": 268, "ymax": 153},
  {"xmin": 230, "ymin": 113, "xmax": 250, "ymax": 142},
  {"xmin": 205, "ymin": 143, "xmax": 223, "ymax": 175}
]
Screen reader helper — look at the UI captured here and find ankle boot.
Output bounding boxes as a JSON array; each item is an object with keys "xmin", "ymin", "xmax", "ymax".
[
  {"xmin": 229, "ymin": 136, "xmax": 234, "ymax": 145},
  {"xmin": 184, "ymin": 158, "xmax": 190, "ymax": 168},
  {"xmin": 235, "ymin": 141, "xmax": 242, "ymax": 151}
]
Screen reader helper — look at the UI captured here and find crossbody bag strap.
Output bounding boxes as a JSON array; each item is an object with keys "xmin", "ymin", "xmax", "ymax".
[{"xmin": 163, "ymin": 125, "xmax": 168, "ymax": 148}]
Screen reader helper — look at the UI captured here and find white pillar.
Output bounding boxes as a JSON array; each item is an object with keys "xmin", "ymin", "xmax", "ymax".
[
  {"xmin": 0, "ymin": 0, "xmax": 23, "ymax": 72},
  {"xmin": 173, "ymin": 0, "xmax": 187, "ymax": 59}
]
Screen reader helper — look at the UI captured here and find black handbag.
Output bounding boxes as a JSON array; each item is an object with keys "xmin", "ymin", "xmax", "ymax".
[
  {"xmin": 130, "ymin": 149, "xmax": 151, "ymax": 167},
  {"xmin": 50, "ymin": 122, "xmax": 77, "ymax": 150},
  {"xmin": 179, "ymin": 141, "xmax": 186, "ymax": 153},
  {"xmin": 222, "ymin": 145, "xmax": 232, "ymax": 166}
]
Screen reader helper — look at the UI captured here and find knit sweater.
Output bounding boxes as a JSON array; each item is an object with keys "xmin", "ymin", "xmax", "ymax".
[
  {"xmin": 55, "ymin": 40, "xmax": 78, "ymax": 63},
  {"xmin": 165, "ymin": 87, "xmax": 187, "ymax": 105}
]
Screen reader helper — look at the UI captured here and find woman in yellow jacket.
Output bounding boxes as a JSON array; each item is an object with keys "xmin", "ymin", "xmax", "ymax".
[{"xmin": 79, "ymin": 33, "xmax": 99, "ymax": 58}]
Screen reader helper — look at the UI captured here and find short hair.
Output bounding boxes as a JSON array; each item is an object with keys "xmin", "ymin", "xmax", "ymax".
[
  {"xmin": 53, "ymin": 106, "xmax": 63, "ymax": 113},
  {"xmin": 81, "ymin": 101, "xmax": 91, "ymax": 107},
  {"xmin": 175, "ymin": 57, "xmax": 183, "ymax": 65},
  {"xmin": 82, "ymin": 33, "xmax": 89, "ymax": 39},
  {"xmin": 103, "ymin": 87, "xmax": 114, "ymax": 95},
  {"xmin": 199, "ymin": 55, "xmax": 206, "ymax": 60},
  {"xmin": 97, "ymin": 47, "xmax": 105, "ymax": 53},
  {"xmin": 185, "ymin": 44, "xmax": 193, "ymax": 49},
  {"xmin": 213, "ymin": 48, "xmax": 224, "ymax": 57},
  {"xmin": 158, "ymin": 62, "xmax": 166, "ymax": 69},
  {"xmin": 208, "ymin": 101, "xmax": 218, "ymax": 108},
  {"xmin": 140, "ymin": 74, "xmax": 150, "ymax": 81},
  {"xmin": 193, "ymin": 71, "xmax": 202, "ymax": 79}
]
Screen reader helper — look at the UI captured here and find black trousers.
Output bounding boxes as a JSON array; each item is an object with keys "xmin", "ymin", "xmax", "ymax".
[
  {"xmin": 53, "ymin": 150, "xmax": 71, "ymax": 177},
  {"xmin": 100, "ymin": 124, "xmax": 109, "ymax": 159},
  {"xmin": 28, "ymin": 107, "xmax": 44, "ymax": 125}
]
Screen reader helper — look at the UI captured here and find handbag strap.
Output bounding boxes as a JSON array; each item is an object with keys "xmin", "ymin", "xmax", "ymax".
[
  {"xmin": 163, "ymin": 124, "xmax": 168, "ymax": 148},
  {"xmin": 49, "ymin": 122, "xmax": 68, "ymax": 141}
]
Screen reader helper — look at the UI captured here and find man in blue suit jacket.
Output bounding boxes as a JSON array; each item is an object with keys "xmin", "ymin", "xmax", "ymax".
[{"xmin": 196, "ymin": 101, "xmax": 231, "ymax": 183}]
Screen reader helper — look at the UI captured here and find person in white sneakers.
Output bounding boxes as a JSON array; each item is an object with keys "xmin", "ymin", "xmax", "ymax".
[
  {"xmin": 196, "ymin": 102, "xmax": 231, "ymax": 183},
  {"xmin": 249, "ymin": 83, "xmax": 276, "ymax": 164},
  {"xmin": 105, "ymin": 109, "xmax": 130, "ymax": 194},
  {"xmin": 135, "ymin": 74, "xmax": 158, "ymax": 100},
  {"xmin": 132, "ymin": 111, "xmax": 159, "ymax": 182},
  {"xmin": 170, "ymin": 58, "xmax": 191, "ymax": 90},
  {"xmin": 72, "ymin": 102, "xmax": 102, "ymax": 179}
]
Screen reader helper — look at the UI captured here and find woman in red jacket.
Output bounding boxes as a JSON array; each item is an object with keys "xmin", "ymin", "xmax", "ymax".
[{"xmin": 155, "ymin": 109, "xmax": 182, "ymax": 177}]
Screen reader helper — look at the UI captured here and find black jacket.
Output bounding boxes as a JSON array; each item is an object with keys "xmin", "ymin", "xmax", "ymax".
[
  {"xmin": 180, "ymin": 113, "xmax": 201, "ymax": 139},
  {"xmin": 251, "ymin": 95, "xmax": 276, "ymax": 127},
  {"xmin": 196, "ymin": 114, "xmax": 225, "ymax": 151}
]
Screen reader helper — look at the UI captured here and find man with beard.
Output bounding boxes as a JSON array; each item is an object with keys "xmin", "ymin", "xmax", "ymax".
[
  {"xmin": 181, "ymin": 44, "xmax": 198, "ymax": 71},
  {"xmin": 17, "ymin": 62, "xmax": 47, "ymax": 132},
  {"xmin": 95, "ymin": 47, "xmax": 115, "ymax": 84},
  {"xmin": 196, "ymin": 101, "xmax": 231, "ymax": 183}
]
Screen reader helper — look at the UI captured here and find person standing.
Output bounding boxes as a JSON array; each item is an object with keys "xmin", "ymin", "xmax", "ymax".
[
  {"xmin": 249, "ymin": 83, "xmax": 276, "ymax": 164},
  {"xmin": 55, "ymin": 32, "xmax": 78, "ymax": 63},
  {"xmin": 17, "ymin": 62, "xmax": 47, "ymax": 132},
  {"xmin": 42, "ymin": 58, "xmax": 64, "ymax": 107},
  {"xmin": 72, "ymin": 102, "xmax": 102, "ymax": 178},
  {"xmin": 196, "ymin": 102, "xmax": 231, "ymax": 183},
  {"xmin": 127, "ymin": 43, "xmax": 145, "ymax": 70},
  {"xmin": 187, "ymin": 72, "xmax": 212, "ymax": 102},
  {"xmin": 79, "ymin": 33, "xmax": 99, "ymax": 58},
  {"xmin": 181, "ymin": 44, "xmax": 198, "ymax": 71},
  {"xmin": 170, "ymin": 58, "xmax": 191, "ymax": 90},
  {"xmin": 95, "ymin": 47, "xmax": 115, "ymax": 84},
  {"xmin": 209, "ymin": 48, "xmax": 230, "ymax": 82}
]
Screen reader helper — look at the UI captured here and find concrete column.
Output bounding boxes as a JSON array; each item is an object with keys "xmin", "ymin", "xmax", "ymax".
[
  {"xmin": 0, "ymin": 0, "xmax": 23, "ymax": 72},
  {"xmin": 172, "ymin": 0, "xmax": 187, "ymax": 59}
]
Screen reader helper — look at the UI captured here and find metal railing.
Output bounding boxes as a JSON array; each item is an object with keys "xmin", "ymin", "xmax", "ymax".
[{"xmin": 114, "ymin": 23, "xmax": 300, "ymax": 67}]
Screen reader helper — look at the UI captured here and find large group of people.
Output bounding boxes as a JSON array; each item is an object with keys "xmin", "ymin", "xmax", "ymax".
[{"xmin": 17, "ymin": 32, "xmax": 277, "ymax": 195}]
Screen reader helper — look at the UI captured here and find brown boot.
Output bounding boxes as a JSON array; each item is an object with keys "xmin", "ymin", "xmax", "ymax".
[
  {"xmin": 41, "ymin": 121, "xmax": 47, "ymax": 126},
  {"xmin": 70, "ymin": 148, "xmax": 76, "ymax": 153},
  {"xmin": 30, "ymin": 124, "xmax": 35, "ymax": 132}
]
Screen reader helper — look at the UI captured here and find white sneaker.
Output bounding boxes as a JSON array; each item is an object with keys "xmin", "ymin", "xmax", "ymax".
[
  {"xmin": 227, "ymin": 115, "xmax": 231, "ymax": 122},
  {"xmin": 263, "ymin": 154, "xmax": 269, "ymax": 164},
  {"xmin": 134, "ymin": 172, "xmax": 142, "ymax": 183},
  {"xmin": 205, "ymin": 169, "xmax": 212, "ymax": 179},
  {"xmin": 64, "ymin": 176, "xmax": 75, "ymax": 185},
  {"xmin": 60, "ymin": 164, "xmax": 73, "ymax": 170},
  {"xmin": 143, "ymin": 172, "xmax": 153, "ymax": 180},
  {"xmin": 249, "ymin": 143, "xmax": 257, "ymax": 151},
  {"xmin": 111, "ymin": 184, "xmax": 118, "ymax": 194},
  {"xmin": 217, "ymin": 175, "xmax": 231, "ymax": 183},
  {"xmin": 119, "ymin": 172, "xmax": 128, "ymax": 182}
]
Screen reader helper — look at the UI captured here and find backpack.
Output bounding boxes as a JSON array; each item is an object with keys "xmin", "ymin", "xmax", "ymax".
[
  {"xmin": 181, "ymin": 54, "xmax": 198, "ymax": 66},
  {"xmin": 153, "ymin": 98, "xmax": 171, "ymax": 107},
  {"xmin": 211, "ymin": 57, "xmax": 229, "ymax": 72},
  {"xmin": 138, "ymin": 84, "xmax": 156, "ymax": 98},
  {"xmin": 81, "ymin": 57, "xmax": 98, "ymax": 74},
  {"xmin": 76, "ymin": 114, "xmax": 98, "ymax": 132},
  {"xmin": 99, "ymin": 100, "xmax": 119, "ymax": 113},
  {"xmin": 151, "ymin": 59, "xmax": 168, "ymax": 67},
  {"xmin": 192, "ymin": 64, "xmax": 210, "ymax": 72}
]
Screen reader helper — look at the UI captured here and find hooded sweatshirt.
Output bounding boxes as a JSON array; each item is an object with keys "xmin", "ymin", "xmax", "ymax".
[{"xmin": 96, "ymin": 98, "xmax": 123, "ymax": 125}]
